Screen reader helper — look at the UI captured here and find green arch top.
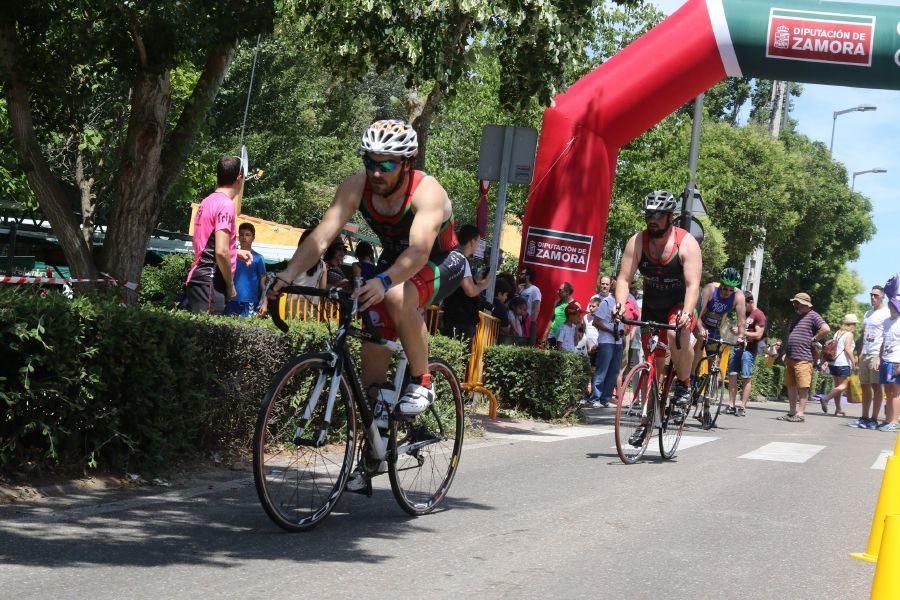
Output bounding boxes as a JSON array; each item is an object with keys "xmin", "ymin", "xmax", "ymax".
[{"xmin": 713, "ymin": 0, "xmax": 900, "ymax": 90}]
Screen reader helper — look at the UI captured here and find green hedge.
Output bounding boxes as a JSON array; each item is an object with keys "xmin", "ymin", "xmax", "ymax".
[
  {"xmin": 0, "ymin": 288, "xmax": 467, "ymax": 474},
  {"xmin": 483, "ymin": 345, "xmax": 590, "ymax": 420}
]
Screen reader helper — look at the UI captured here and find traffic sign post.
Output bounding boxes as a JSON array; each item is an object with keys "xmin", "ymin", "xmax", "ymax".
[{"xmin": 477, "ymin": 125, "xmax": 538, "ymax": 298}]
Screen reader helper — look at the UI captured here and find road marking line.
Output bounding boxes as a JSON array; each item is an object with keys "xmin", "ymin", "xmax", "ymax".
[
  {"xmin": 485, "ymin": 425, "xmax": 613, "ymax": 444},
  {"xmin": 871, "ymin": 450, "xmax": 892, "ymax": 470},
  {"xmin": 608, "ymin": 435, "xmax": 719, "ymax": 453},
  {"xmin": 738, "ymin": 442, "xmax": 825, "ymax": 463}
]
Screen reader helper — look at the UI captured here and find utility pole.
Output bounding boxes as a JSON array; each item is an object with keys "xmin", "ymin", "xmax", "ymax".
[{"xmin": 742, "ymin": 81, "xmax": 788, "ymax": 302}]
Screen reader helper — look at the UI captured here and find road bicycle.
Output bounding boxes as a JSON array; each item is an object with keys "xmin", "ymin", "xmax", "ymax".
[
  {"xmin": 613, "ymin": 317, "xmax": 686, "ymax": 464},
  {"xmin": 690, "ymin": 339, "xmax": 743, "ymax": 429},
  {"xmin": 253, "ymin": 285, "xmax": 464, "ymax": 532}
]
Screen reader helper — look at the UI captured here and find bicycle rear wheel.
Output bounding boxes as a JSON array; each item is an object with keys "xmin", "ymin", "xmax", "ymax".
[
  {"xmin": 658, "ymin": 372, "xmax": 688, "ymax": 459},
  {"xmin": 615, "ymin": 364, "xmax": 654, "ymax": 464},
  {"xmin": 253, "ymin": 354, "xmax": 356, "ymax": 532},
  {"xmin": 702, "ymin": 371, "xmax": 724, "ymax": 430},
  {"xmin": 389, "ymin": 357, "xmax": 464, "ymax": 516}
]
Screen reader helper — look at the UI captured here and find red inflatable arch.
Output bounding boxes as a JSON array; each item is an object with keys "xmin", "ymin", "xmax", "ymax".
[{"xmin": 519, "ymin": 0, "xmax": 900, "ymax": 332}]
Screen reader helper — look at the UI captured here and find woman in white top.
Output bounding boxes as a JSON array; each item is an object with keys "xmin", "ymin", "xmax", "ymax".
[
  {"xmin": 819, "ymin": 313, "xmax": 858, "ymax": 417},
  {"xmin": 878, "ymin": 293, "xmax": 900, "ymax": 431}
]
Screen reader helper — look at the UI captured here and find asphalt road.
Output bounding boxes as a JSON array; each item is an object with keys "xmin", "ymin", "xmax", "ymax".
[{"xmin": 0, "ymin": 400, "xmax": 891, "ymax": 599}]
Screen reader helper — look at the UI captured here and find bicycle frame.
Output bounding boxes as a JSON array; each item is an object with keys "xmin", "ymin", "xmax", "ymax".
[{"xmin": 271, "ymin": 285, "xmax": 407, "ymax": 465}]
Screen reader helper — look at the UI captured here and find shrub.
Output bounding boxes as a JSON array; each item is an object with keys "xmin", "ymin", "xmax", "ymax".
[
  {"xmin": 483, "ymin": 345, "xmax": 590, "ymax": 420},
  {"xmin": 0, "ymin": 287, "xmax": 467, "ymax": 474},
  {"xmin": 139, "ymin": 253, "xmax": 192, "ymax": 307}
]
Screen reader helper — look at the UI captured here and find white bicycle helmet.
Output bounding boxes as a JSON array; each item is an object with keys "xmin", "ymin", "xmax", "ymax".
[
  {"xmin": 360, "ymin": 119, "xmax": 418, "ymax": 158},
  {"xmin": 643, "ymin": 190, "xmax": 677, "ymax": 212}
]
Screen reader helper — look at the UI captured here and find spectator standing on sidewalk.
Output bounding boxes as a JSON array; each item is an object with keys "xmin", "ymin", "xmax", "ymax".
[
  {"xmin": 324, "ymin": 240, "xmax": 350, "ymax": 290},
  {"xmin": 543, "ymin": 282, "xmax": 575, "ymax": 347},
  {"xmin": 518, "ymin": 267, "xmax": 542, "ymax": 343},
  {"xmin": 352, "ymin": 241, "xmax": 377, "ymax": 281},
  {"xmin": 725, "ymin": 291, "xmax": 766, "ymax": 416},
  {"xmin": 556, "ymin": 301, "xmax": 583, "ymax": 352},
  {"xmin": 878, "ymin": 275, "xmax": 900, "ymax": 432},
  {"xmin": 597, "ymin": 275, "xmax": 611, "ymax": 299},
  {"xmin": 491, "ymin": 278, "xmax": 513, "ymax": 335},
  {"xmin": 186, "ymin": 156, "xmax": 245, "ymax": 315},
  {"xmin": 776, "ymin": 292, "xmax": 830, "ymax": 422},
  {"xmin": 580, "ymin": 295, "xmax": 601, "ymax": 357},
  {"xmin": 818, "ymin": 313, "xmax": 858, "ymax": 417},
  {"xmin": 224, "ymin": 222, "xmax": 268, "ymax": 317},
  {"xmin": 507, "ymin": 296, "xmax": 532, "ymax": 340},
  {"xmin": 292, "ymin": 229, "xmax": 328, "ymax": 308},
  {"xmin": 441, "ymin": 225, "xmax": 489, "ymax": 341},
  {"xmin": 586, "ymin": 280, "xmax": 625, "ymax": 408},
  {"xmin": 850, "ymin": 285, "xmax": 890, "ymax": 429}
]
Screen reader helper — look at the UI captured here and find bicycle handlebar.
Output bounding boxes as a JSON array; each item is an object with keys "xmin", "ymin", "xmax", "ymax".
[
  {"xmin": 267, "ymin": 284, "xmax": 382, "ymax": 343},
  {"xmin": 614, "ymin": 316, "xmax": 682, "ymax": 350}
]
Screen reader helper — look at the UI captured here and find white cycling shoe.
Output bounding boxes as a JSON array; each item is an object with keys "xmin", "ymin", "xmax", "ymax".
[{"xmin": 396, "ymin": 381, "xmax": 435, "ymax": 416}]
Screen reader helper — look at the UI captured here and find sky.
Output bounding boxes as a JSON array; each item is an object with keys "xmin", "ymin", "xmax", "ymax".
[{"xmin": 651, "ymin": 0, "xmax": 898, "ymax": 299}]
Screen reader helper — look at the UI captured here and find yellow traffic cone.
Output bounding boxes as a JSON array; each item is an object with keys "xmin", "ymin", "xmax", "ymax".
[
  {"xmin": 853, "ymin": 453, "xmax": 900, "ymax": 563},
  {"xmin": 871, "ymin": 514, "xmax": 900, "ymax": 599}
]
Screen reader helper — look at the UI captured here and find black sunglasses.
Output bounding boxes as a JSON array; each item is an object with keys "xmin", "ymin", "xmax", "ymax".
[{"xmin": 645, "ymin": 210, "xmax": 669, "ymax": 221}]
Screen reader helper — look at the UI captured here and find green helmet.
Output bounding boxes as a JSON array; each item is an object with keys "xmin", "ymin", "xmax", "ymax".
[{"xmin": 720, "ymin": 267, "xmax": 741, "ymax": 287}]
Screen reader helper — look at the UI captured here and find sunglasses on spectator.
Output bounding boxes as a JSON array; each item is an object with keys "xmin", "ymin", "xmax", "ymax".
[
  {"xmin": 644, "ymin": 210, "xmax": 669, "ymax": 221},
  {"xmin": 362, "ymin": 156, "xmax": 401, "ymax": 173},
  {"xmin": 720, "ymin": 286, "xmax": 734, "ymax": 293},
  {"xmin": 871, "ymin": 293, "xmax": 883, "ymax": 298}
]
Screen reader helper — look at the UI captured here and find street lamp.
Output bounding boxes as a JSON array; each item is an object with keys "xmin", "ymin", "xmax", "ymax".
[
  {"xmin": 830, "ymin": 104, "xmax": 877, "ymax": 152},
  {"xmin": 851, "ymin": 168, "xmax": 887, "ymax": 191}
]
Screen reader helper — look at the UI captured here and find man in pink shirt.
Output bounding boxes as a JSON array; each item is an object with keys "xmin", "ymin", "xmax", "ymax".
[{"xmin": 186, "ymin": 156, "xmax": 244, "ymax": 314}]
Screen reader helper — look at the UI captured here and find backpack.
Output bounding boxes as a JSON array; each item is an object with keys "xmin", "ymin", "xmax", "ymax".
[
  {"xmin": 822, "ymin": 331, "xmax": 847, "ymax": 363},
  {"xmin": 822, "ymin": 338, "xmax": 838, "ymax": 362}
]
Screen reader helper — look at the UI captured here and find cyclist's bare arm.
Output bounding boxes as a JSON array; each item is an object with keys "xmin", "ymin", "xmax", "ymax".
[
  {"xmin": 734, "ymin": 290, "xmax": 747, "ymax": 339},
  {"xmin": 275, "ymin": 175, "xmax": 362, "ymax": 286},
  {"xmin": 696, "ymin": 283, "xmax": 714, "ymax": 336},
  {"xmin": 678, "ymin": 233, "xmax": 702, "ymax": 327},
  {"xmin": 356, "ymin": 177, "xmax": 449, "ymax": 311},
  {"xmin": 613, "ymin": 232, "xmax": 641, "ymax": 313}
]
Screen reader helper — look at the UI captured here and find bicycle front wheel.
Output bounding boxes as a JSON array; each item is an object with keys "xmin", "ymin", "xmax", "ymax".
[
  {"xmin": 703, "ymin": 372, "xmax": 724, "ymax": 430},
  {"xmin": 615, "ymin": 364, "xmax": 654, "ymax": 464},
  {"xmin": 659, "ymin": 373, "xmax": 688, "ymax": 459},
  {"xmin": 253, "ymin": 354, "xmax": 357, "ymax": 532},
  {"xmin": 389, "ymin": 357, "xmax": 464, "ymax": 516}
]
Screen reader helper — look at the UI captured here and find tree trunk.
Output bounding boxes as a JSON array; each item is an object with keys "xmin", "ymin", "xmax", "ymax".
[
  {"xmin": 0, "ymin": 19, "xmax": 99, "ymax": 281},
  {"xmin": 75, "ymin": 150, "xmax": 96, "ymax": 247},
  {"xmin": 100, "ymin": 69, "xmax": 170, "ymax": 293},
  {"xmin": 101, "ymin": 44, "xmax": 234, "ymax": 298},
  {"xmin": 407, "ymin": 83, "xmax": 443, "ymax": 171}
]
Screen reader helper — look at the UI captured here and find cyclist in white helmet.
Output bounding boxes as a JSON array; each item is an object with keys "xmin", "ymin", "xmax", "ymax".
[
  {"xmin": 613, "ymin": 190, "xmax": 703, "ymax": 443},
  {"xmin": 270, "ymin": 119, "xmax": 465, "ymax": 455}
]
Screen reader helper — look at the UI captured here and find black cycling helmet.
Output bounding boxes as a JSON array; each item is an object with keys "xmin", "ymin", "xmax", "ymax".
[{"xmin": 720, "ymin": 267, "xmax": 741, "ymax": 287}]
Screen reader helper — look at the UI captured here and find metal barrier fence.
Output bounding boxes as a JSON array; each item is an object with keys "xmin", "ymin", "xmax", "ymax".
[
  {"xmin": 278, "ymin": 296, "xmax": 502, "ymax": 419},
  {"xmin": 463, "ymin": 311, "xmax": 501, "ymax": 419},
  {"xmin": 279, "ymin": 294, "xmax": 340, "ymax": 321}
]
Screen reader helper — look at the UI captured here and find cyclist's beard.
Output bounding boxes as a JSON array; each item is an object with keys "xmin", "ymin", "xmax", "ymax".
[
  {"xmin": 370, "ymin": 165, "xmax": 408, "ymax": 199},
  {"xmin": 646, "ymin": 221, "xmax": 671, "ymax": 239}
]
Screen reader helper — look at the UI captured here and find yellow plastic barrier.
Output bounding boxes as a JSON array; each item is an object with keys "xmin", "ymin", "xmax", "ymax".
[
  {"xmin": 462, "ymin": 311, "xmax": 501, "ymax": 419},
  {"xmin": 871, "ymin": 514, "xmax": 900, "ymax": 599},
  {"xmin": 853, "ymin": 434, "xmax": 900, "ymax": 564}
]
